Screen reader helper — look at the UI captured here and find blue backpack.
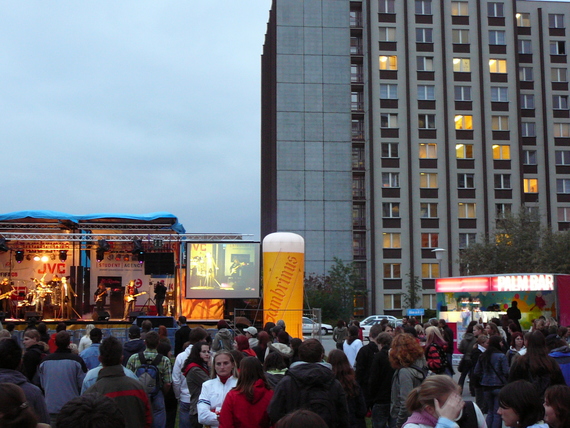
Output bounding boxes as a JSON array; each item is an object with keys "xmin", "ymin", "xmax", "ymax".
[{"xmin": 135, "ymin": 351, "xmax": 162, "ymax": 397}]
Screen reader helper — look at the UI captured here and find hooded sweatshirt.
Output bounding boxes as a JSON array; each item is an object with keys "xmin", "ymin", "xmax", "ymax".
[
  {"xmin": 391, "ymin": 356, "xmax": 428, "ymax": 428},
  {"xmin": 122, "ymin": 338, "xmax": 145, "ymax": 367},
  {"xmin": 0, "ymin": 368, "xmax": 50, "ymax": 424},
  {"xmin": 218, "ymin": 378, "xmax": 274, "ymax": 428}
]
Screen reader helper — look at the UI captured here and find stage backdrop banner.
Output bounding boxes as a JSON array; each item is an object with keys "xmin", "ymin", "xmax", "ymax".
[{"xmin": 263, "ymin": 233, "xmax": 304, "ymax": 339}]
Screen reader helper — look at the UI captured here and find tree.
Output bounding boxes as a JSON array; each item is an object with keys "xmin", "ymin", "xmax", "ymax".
[{"xmin": 400, "ymin": 272, "xmax": 422, "ymax": 309}]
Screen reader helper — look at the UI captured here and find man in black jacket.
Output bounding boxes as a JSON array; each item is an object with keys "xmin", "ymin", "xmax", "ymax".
[
  {"xmin": 368, "ymin": 333, "xmax": 394, "ymax": 428},
  {"xmin": 174, "ymin": 316, "xmax": 191, "ymax": 356},
  {"xmin": 355, "ymin": 323, "xmax": 382, "ymax": 408}
]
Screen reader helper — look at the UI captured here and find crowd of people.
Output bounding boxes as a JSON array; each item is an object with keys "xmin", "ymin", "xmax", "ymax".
[{"xmin": 0, "ymin": 313, "xmax": 569, "ymax": 428}]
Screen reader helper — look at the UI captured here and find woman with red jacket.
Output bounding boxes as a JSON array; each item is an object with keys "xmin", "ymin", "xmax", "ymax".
[
  {"xmin": 424, "ymin": 326, "xmax": 451, "ymax": 375},
  {"xmin": 235, "ymin": 335, "xmax": 257, "ymax": 358},
  {"xmin": 218, "ymin": 356, "xmax": 273, "ymax": 428}
]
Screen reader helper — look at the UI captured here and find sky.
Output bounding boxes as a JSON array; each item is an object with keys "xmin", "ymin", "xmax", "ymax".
[{"xmin": 0, "ymin": 1, "xmax": 271, "ymax": 239}]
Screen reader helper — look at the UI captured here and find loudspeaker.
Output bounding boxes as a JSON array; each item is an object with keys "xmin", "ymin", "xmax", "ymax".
[
  {"xmin": 144, "ymin": 253, "xmax": 175, "ymax": 275},
  {"xmin": 97, "ymin": 311, "xmax": 110, "ymax": 321},
  {"xmin": 135, "ymin": 315, "xmax": 175, "ymax": 328},
  {"xmin": 0, "ymin": 312, "xmax": 6, "ymax": 322},
  {"xmin": 25, "ymin": 311, "xmax": 41, "ymax": 321},
  {"xmin": 129, "ymin": 311, "xmax": 143, "ymax": 323}
]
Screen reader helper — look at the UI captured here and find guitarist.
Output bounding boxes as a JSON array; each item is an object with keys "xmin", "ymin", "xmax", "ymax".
[
  {"xmin": 0, "ymin": 278, "xmax": 12, "ymax": 316},
  {"xmin": 123, "ymin": 280, "xmax": 137, "ymax": 320},
  {"xmin": 94, "ymin": 282, "xmax": 108, "ymax": 312}
]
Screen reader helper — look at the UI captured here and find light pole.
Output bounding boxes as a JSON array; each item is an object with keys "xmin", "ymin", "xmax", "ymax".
[{"xmin": 431, "ymin": 248, "xmax": 446, "ymax": 278}]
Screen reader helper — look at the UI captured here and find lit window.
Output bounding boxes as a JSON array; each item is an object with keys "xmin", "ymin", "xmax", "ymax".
[
  {"xmin": 524, "ymin": 178, "xmax": 538, "ymax": 193},
  {"xmin": 421, "ymin": 233, "xmax": 439, "ymax": 248},
  {"xmin": 555, "ymin": 150, "xmax": 570, "ymax": 165},
  {"xmin": 458, "ymin": 173, "xmax": 475, "ymax": 189},
  {"xmin": 553, "ymin": 95, "xmax": 569, "ymax": 110},
  {"xmin": 423, "ymin": 294, "xmax": 437, "ymax": 309},
  {"xmin": 523, "ymin": 150, "xmax": 537, "ymax": 165},
  {"xmin": 557, "ymin": 179, "xmax": 570, "ymax": 194},
  {"xmin": 451, "ymin": 1, "xmax": 468, "ymax": 16},
  {"xmin": 419, "ymin": 143, "xmax": 437, "ymax": 159},
  {"xmin": 518, "ymin": 40, "xmax": 532, "ymax": 54},
  {"xmin": 417, "ymin": 56, "xmax": 434, "ymax": 71},
  {"xmin": 521, "ymin": 94, "xmax": 535, "ymax": 109},
  {"xmin": 489, "ymin": 59, "xmax": 507, "ymax": 73},
  {"xmin": 516, "ymin": 12, "xmax": 530, "ymax": 27},
  {"xmin": 550, "ymin": 41, "xmax": 566, "ymax": 55},
  {"xmin": 458, "ymin": 202, "xmax": 476, "ymax": 218},
  {"xmin": 416, "ymin": 28, "xmax": 433, "ymax": 43},
  {"xmin": 415, "ymin": 0, "xmax": 432, "ymax": 15},
  {"xmin": 492, "ymin": 115, "xmax": 509, "ymax": 130},
  {"xmin": 459, "ymin": 233, "xmax": 477, "ymax": 248},
  {"xmin": 418, "ymin": 114, "xmax": 436, "ymax": 129},
  {"xmin": 381, "ymin": 113, "xmax": 398, "ymax": 128},
  {"xmin": 383, "ymin": 232, "xmax": 401, "ymax": 248},
  {"xmin": 496, "ymin": 204, "xmax": 512, "ymax": 218},
  {"xmin": 383, "ymin": 263, "xmax": 401, "ymax": 279},
  {"xmin": 456, "ymin": 144, "xmax": 474, "ymax": 159},
  {"xmin": 453, "ymin": 58, "xmax": 471, "ymax": 72},
  {"xmin": 417, "ymin": 85, "xmax": 435, "ymax": 100},
  {"xmin": 379, "ymin": 55, "xmax": 398, "ymax": 70},
  {"xmin": 384, "ymin": 294, "xmax": 402, "ymax": 310},
  {"xmin": 420, "ymin": 172, "xmax": 438, "ymax": 188},
  {"xmin": 454, "ymin": 86, "xmax": 471, "ymax": 101},
  {"xmin": 455, "ymin": 115, "xmax": 473, "ymax": 130},
  {"xmin": 488, "ymin": 2, "xmax": 504, "ymax": 17},
  {"xmin": 452, "ymin": 29, "xmax": 469, "ymax": 44},
  {"xmin": 549, "ymin": 14, "xmax": 565, "ymax": 28},
  {"xmin": 382, "ymin": 172, "xmax": 400, "ymax": 188},
  {"xmin": 552, "ymin": 68, "xmax": 568, "ymax": 82},
  {"xmin": 489, "ymin": 30, "xmax": 506, "ymax": 45},
  {"xmin": 422, "ymin": 263, "xmax": 440, "ymax": 279},
  {"xmin": 382, "ymin": 202, "xmax": 400, "ymax": 218},
  {"xmin": 382, "ymin": 143, "xmax": 399, "ymax": 158},
  {"xmin": 380, "ymin": 84, "xmax": 398, "ymax": 99},
  {"xmin": 554, "ymin": 123, "xmax": 570, "ymax": 138},
  {"xmin": 519, "ymin": 67, "xmax": 534, "ymax": 81},
  {"xmin": 420, "ymin": 202, "xmax": 438, "ymax": 218},
  {"xmin": 494, "ymin": 174, "xmax": 511, "ymax": 189},
  {"xmin": 521, "ymin": 122, "xmax": 536, "ymax": 137},
  {"xmin": 492, "ymin": 144, "xmax": 511, "ymax": 160},
  {"xmin": 491, "ymin": 87, "xmax": 508, "ymax": 102},
  {"xmin": 379, "ymin": 27, "xmax": 397, "ymax": 41},
  {"xmin": 379, "ymin": 0, "xmax": 396, "ymax": 13},
  {"xmin": 558, "ymin": 207, "xmax": 570, "ymax": 222}
]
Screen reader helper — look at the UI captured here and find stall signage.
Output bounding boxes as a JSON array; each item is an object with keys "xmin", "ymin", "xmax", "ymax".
[
  {"xmin": 407, "ymin": 308, "xmax": 425, "ymax": 316},
  {"xmin": 492, "ymin": 274, "xmax": 554, "ymax": 292}
]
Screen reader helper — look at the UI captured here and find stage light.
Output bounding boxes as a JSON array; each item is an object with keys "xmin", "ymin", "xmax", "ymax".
[
  {"xmin": 115, "ymin": 254, "xmax": 122, "ymax": 261},
  {"xmin": 41, "ymin": 255, "xmax": 49, "ymax": 263},
  {"xmin": 131, "ymin": 239, "xmax": 145, "ymax": 264},
  {"xmin": 96, "ymin": 239, "xmax": 110, "ymax": 262},
  {"xmin": 124, "ymin": 255, "xmax": 130, "ymax": 261},
  {"xmin": 59, "ymin": 250, "xmax": 67, "ymax": 262},
  {"xmin": 15, "ymin": 250, "xmax": 24, "ymax": 263},
  {"xmin": 0, "ymin": 238, "xmax": 10, "ymax": 252},
  {"xmin": 33, "ymin": 255, "xmax": 41, "ymax": 262}
]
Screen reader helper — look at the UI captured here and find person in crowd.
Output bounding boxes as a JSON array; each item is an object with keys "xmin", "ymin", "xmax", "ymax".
[
  {"xmin": 328, "ymin": 349, "xmax": 367, "ymax": 428},
  {"xmin": 509, "ymin": 330, "xmax": 565, "ymax": 399},
  {"xmin": 57, "ymin": 393, "xmax": 126, "ymax": 428},
  {"xmin": 123, "ymin": 324, "xmax": 146, "ymax": 365},
  {"xmin": 155, "ymin": 339, "xmax": 176, "ymax": 428},
  {"xmin": 21, "ymin": 329, "xmax": 46, "ymax": 386},
  {"xmin": 39, "ymin": 330, "xmax": 87, "ymax": 426},
  {"xmin": 174, "ymin": 316, "xmax": 191, "ymax": 357},
  {"xmin": 548, "ymin": 335, "xmax": 570, "ymax": 385},
  {"xmin": 402, "ymin": 375, "xmax": 486, "ymax": 428},
  {"xmin": 236, "ymin": 334, "xmax": 256, "ymax": 357},
  {"xmin": 263, "ymin": 322, "xmax": 276, "ymax": 335},
  {"xmin": 457, "ymin": 321, "xmax": 478, "ymax": 392},
  {"xmin": 252, "ymin": 331, "xmax": 271, "ymax": 364},
  {"xmin": 506, "ymin": 301, "xmax": 522, "ymax": 331},
  {"xmin": 0, "ymin": 382, "xmax": 48, "ymax": 428},
  {"xmin": 389, "ymin": 333, "xmax": 428, "ymax": 428},
  {"xmin": 0, "ymin": 338, "xmax": 49, "ymax": 424},
  {"xmin": 289, "ymin": 337, "xmax": 302, "ymax": 365},
  {"xmin": 355, "ymin": 323, "xmax": 382, "ymax": 408},
  {"xmin": 244, "ymin": 326, "xmax": 258, "ymax": 349},
  {"xmin": 274, "ymin": 409, "xmax": 328, "ymax": 428},
  {"xmin": 197, "ymin": 350, "xmax": 239, "ymax": 427},
  {"xmin": 268, "ymin": 338, "xmax": 349, "ymax": 428},
  {"xmin": 263, "ymin": 351, "xmax": 287, "ymax": 388},
  {"xmin": 78, "ymin": 324, "xmax": 95, "ymax": 353},
  {"xmin": 506, "ymin": 331, "xmax": 526, "ymax": 366},
  {"xmin": 48, "ymin": 322, "xmax": 67, "ymax": 353},
  {"xmin": 470, "ymin": 334, "xmax": 489, "ymax": 413},
  {"xmin": 158, "ymin": 325, "xmax": 170, "ymax": 347},
  {"xmin": 368, "ymin": 332, "xmax": 394, "ymax": 428},
  {"xmin": 424, "ymin": 326, "xmax": 450, "ymax": 376},
  {"xmin": 343, "ymin": 325, "xmax": 363, "ymax": 368},
  {"xmin": 140, "ymin": 320, "xmax": 153, "ymax": 340},
  {"xmin": 183, "ymin": 340, "xmax": 211, "ymax": 428},
  {"xmin": 36, "ymin": 322, "xmax": 50, "ymax": 344},
  {"xmin": 497, "ymin": 380, "xmax": 548, "ymax": 428},
  {"xmin": 265, "ymin": 337, "xmax": 293, "ymax": 367},
  {"xmin": 79, "ymin": 327, "xmax": 103, "ymax": 370},
  {"xmin": 212, "ymin": 327, "xmax": 234, "ymax": 352},
  {"xmin": 218, "ymin": 356, "xmax": 273, "ymax": 428},
  {"xmin": 81, "ymin": 351, "xmax": 139, "ymax": 394},
  {"xmin": 127, "ymin": 330, "xmax": 173, "ymax": 428},
  {"xmin": 414, "ymin": 325, "xmax": 426, "ymax": 343},
  {"xmin": 543, "ymin": 384, "xmax": 570, "ymax": 428},
  {"xmin": 438, "ymin": 320, "xmax": 455, "ymax": 375},
  {"xmin": 473, "ymin": 335, "xmax": 509, "ymax": 428},
  {"xmin": 84, "ymin": 336, "xmax": 152, "ymax": 428}
]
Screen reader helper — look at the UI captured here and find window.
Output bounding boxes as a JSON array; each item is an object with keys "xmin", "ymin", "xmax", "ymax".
[
  {"xmin": 458, "ymin": 173, "xmax": 475, "ymax": 189},
  {"xmin": 519, "ymin": 67, "xmax": 534, "ymax": 81},
  {"xmin": 518, "ymin": 40, "xmax": 532, "ymax": 54},
  {"xmin": 557, "ymin": 179, "xmax": 570, "ymax": 194},
  {"xmin": 420, "ymin": 172, "xmax": 438, "ymax": 188},
  {"xmin": 384, "ymin": 294, "xmax": 402, "ymax": 310},
  {"xmin": 379, "ymin": 0, "xmax": 395, "ymax": 13},
  {"xmin": 492, "ymin": 144, "xmax": 511, "ymax": 160},
  {"xmin": 554, "ymin": 123, "xmax": 570, "ymax": 138},
  {"xmin": 491, "ymin": 87, "xmax": 508, "ymax": 102},
  {"xmin": 496, "ymin": 203, "xmax": 512, "ymax": 218},
  {"xmin": 489, "ymin": 30, "xmax": 506, "ymax": 45},
  {"xmin": 380, "ymin": 84, "xmax": 398, "ymax": 99},
  {"xmin": 489, "ymin": 59, "xmax": 507, "ymax": 73},
  {"xmin": 423, "ymin": 294, "xmax": 437, "ymax": 309},
  {"xmin": 454, "ymin": 86, "xmax": 471, "ymax": 101},
  {"xmin": 381, "ymin": 113, "xmax": 398, "ymax": 128},
  {"xmin": 420, "ymin": 202, "xmax": 438, "ymax": 218},
  {"xmin": 488, "ymin": 2, "xmax": 504, "ymax": 17},
  {"xmin": 382, "ymin": 202, "xmax": 400, "ymax": 218},
  {"xmin": 451, "ymin": 1, "xmax": 468, "ymax": 16},
  {"xmin": 523, "ymin": 150, "xmax": 537, "ymax": 165},
  {"xmin": 422, "ymin": 263, "xmax": 440, "ymax": 279},
  {"xmin": 494, "ymin": 174, "xmax": 511, "ymax": 189},
  {"xmin": 353, "ymin": 176, "xmax": 365, "ymax": 198},
  {"xmin": 416, "ymin": 0, "xmax": 432, "ymax": 15},
  {"xmin": 549, "ymin": 14, "xmax": 565, "ymax": 28},
  {"xmin": 492, "ymin": 115, "xmax": 509, "ymax": 130},
  {"xmin": 558, "ymin": 207, "xmax": 570, "ymax": 222},
  {"xmin": 455, "ymin": 115, "xmax": 473, "ymax": 130},
  {"xmin": 417, "ymin": 56, "xmax": 434, "ymax": 71},
  {"xmin": 459, "ymin": 233, "xmax": 477, "ymax": 248},
  {"xmin": 382, "ymin": 172, "xmax": 400, "ymax": 188},
  {"xmin": 419, "ymin": 143, "xmax": 437, "ymax": 158},
  {"xmin": 524, "ymin": 178, "xmax": 538, "ymax": 193},
  {"xmin": 351, "ymin": 92, "xmax": 363, "ymax": 110},
  {"xmin": 383, "ymin": 263, "xmax": 401, "ymax": 279},
  {"xmin": 353, "ymin": 205, "xmax": 365, "ymax": 226},
  {"xmin": 456, "ymin": 143, "xmax": 474, "ymax": 159},
  {"xmin": 453, "ymin": 58, "xmax": 471, "ymax": 72},
  {"xmin": 556, "ymin": 150, "xmax": 570, "ymax": 165},
  {"xmin": 383, "ymin": 232, "xmax": 401, "ymax": 248},
  {"xmin": 351, "ymin": 37, "xmax": 362, "ymax": 55},
  {"xmin": 421, "ymin": 233, "xmax": 439, "ymax": 248},
  {"xmin": 418, "ymin": 114, "xmax": 436, "ymax": 129},
  {"xmin": 352, "ymin": 147, "xmax": 364, "ymax": 169},
  {"xmin": 552, "ymin": 68, "xmax": 568, "ymax": 82},
  {"xmin": 520, "ymin": 94, "xmax": 535, "ymax": 109},
  {"xmin": 379, "ymin": 55, "xmax": 398, "ymax": 70},
  {"xmin": 521, "ymin": 122, "xmax": 536, "ymax": 137},
  {"xmin": 417, "ymin": 85, "xmax": 435, "ymax": 100},
  {"xmin": 553, "ymin": 95, "xmax": 569, "ymax": 110},
  {"xmin": 452, "ymin": 29, "xmax": 469, "ymax": 44},
  {"xmin": 551, "ymin": 41, "xmax": 566, "ymax": 55},
  {"xmin": 516, "ymin": 12, "xmax": 530, "ymax": 27},
  {"xmin": 458, "ymin": 202, "xmax": 476, "ymax": 218},
  {"xmin": 382, "ymin": 142, "xmax": 399, "ymax": 158},
  {"xmin": 379, "ymin": 27, "xmax": 397, "ymax": 42},
  {"xmin": 416, "ymin": 28, "xmax": 433, "ymax": 43}
]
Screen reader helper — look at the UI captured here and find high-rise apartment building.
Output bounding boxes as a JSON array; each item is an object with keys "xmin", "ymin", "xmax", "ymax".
[{"xmin": 261, "ymin": 0, "xmax": 570, "ymax": 316}]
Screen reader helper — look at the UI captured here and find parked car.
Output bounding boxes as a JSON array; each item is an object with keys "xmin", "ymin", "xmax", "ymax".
[
  {"xmin": 302, "ymin": 317, "xmax": 332, "ymax": 335},
  {"xmin": 360, "ymin": 315, "xmax": 398, "ymax": 340}
]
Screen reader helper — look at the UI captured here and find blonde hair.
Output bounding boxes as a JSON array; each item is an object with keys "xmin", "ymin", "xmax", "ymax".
[
  {"xmin": 210, "ymin": 350, "xmax": 238, "ymax": 379},
  {"xmin": 425, "ymin": 326, "xmax": 446, "ymax": 346},
  {"xmin": 405, "ymin": 375, "xmax": 460, "ymax": 413}
]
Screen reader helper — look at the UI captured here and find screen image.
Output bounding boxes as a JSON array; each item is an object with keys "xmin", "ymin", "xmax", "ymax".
[{"xmin": 186, "ymin": 242, "xmax": 260, "ymax": 299}]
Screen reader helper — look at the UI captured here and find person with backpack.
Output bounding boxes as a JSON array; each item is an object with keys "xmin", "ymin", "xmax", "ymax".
[
  {"xmin": 127, "ymin": 330, "xmax": 172, "ymax": 428},
  {"xmin": 424, "ymin": 326, "xmax": 450, "ymax": 376}
]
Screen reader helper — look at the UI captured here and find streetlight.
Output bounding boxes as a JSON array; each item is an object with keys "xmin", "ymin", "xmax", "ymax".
[{"xmin": 432, "ymin": 248, "xmax": 446, "ymax": 278}]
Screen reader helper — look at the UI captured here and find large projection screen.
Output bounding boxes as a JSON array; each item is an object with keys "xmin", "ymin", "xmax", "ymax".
[{"xmin": 186, "ymin": 242, "xmax": 260, "ymax": 299}]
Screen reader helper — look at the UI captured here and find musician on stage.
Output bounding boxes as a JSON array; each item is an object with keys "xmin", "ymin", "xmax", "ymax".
[
  {"xmin": 94, "ymin": 282, "xmax": 108, "ymax": 312},
  {"xmin": 154, "ymin": 280, "xmax": 167, "ymax": 316},
  {"xmin": 123, "ymin": 280, "xmax": 137, "ymax": 320},
  {"xmin": 61, "ymin": 276, "xmax": 76, "ymax": 319},
  {"xmin": 0, "ymin": 278, "xmax": 12, "ymax": 316}
]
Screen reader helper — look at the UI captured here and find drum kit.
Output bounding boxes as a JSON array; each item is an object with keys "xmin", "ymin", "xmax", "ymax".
[{"xmin": 17, "ymin": 275, "xmax": 63, "ymax": 317}]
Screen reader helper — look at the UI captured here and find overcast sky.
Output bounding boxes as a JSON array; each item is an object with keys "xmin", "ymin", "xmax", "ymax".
[{"xmin": 0, "ymin": 2, "xmax": 271, "ymax": 239}]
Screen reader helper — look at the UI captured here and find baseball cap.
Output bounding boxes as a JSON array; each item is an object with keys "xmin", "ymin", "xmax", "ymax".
[{"xmin": 244, "ymin": 326, "xmax": 258, "ymax": 336}]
